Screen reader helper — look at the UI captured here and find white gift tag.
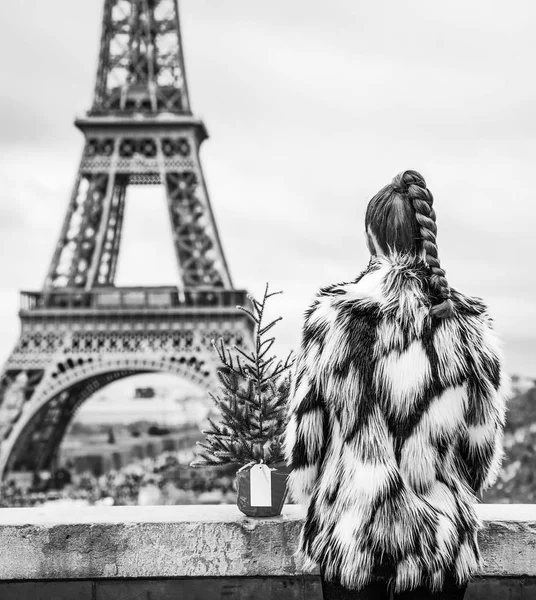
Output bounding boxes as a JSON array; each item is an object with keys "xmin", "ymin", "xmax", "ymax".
[{"xmin": 249, "ymin": 463, "xmax": 272, "ymax": 506}]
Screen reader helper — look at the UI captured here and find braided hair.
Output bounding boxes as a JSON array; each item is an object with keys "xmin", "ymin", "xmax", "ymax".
[{"xmin": 365, "ymin": 169, "xmax": 454, "ymax": 318}]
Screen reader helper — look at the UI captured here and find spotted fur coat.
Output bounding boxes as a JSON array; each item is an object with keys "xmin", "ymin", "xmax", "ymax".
[{"xmin": 283, "ymin": 252, "xmax": 508, "ymax": 593}]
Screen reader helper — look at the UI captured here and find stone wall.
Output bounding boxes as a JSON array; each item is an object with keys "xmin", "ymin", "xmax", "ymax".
[{"xmin": 0, "ymin": 504, "xmax": 534, "ymax": 599}]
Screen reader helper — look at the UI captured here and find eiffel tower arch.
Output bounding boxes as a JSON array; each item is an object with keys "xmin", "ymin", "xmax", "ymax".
[{"xmin": 0, "ymin": 0, "xmax": 253, "ymax": 477}]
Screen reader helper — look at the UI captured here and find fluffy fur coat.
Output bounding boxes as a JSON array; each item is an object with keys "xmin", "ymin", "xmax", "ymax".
[{"xmin": 283, "ymin": 252, "xmax": 508, "ymax": 593}]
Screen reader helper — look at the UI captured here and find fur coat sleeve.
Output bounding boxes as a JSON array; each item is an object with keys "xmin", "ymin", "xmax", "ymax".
[
  {"xmin": 283, "ymin": 296, "xmax": 330, "ymax": 504},
  {"xmin": 456, "ymin": 307, "xmax": 508, "ymax": 495}
]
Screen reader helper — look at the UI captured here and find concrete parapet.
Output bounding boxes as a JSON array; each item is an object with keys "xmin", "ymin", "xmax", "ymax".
[{"xmin": 0, "ymin": 504, "xmax": 533, "ymax": 599}]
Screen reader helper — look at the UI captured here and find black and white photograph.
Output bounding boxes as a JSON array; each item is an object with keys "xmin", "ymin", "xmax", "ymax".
[{"xmin": 0, "ymin": 1, "xmax": 534, "ymax": 599}]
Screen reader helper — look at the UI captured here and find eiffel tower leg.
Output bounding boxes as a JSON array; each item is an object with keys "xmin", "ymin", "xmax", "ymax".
[
  {"xmin": 161, "ymin": 131, "xmax": 233, "ymax": 289},
  {"xmin": 105, "ymin": 181, "xmax": 127, "ymax": 285},
  {"xmin": 4, "ymin": 368, "xmax": 137, "ymax": 474},
  {"xmin": 87, "ymin": 169, "xmax": 124, "ymax": 288},
  {"xmin": 45, "ymin": 167, "xmax": 116, "ymax": 290}
]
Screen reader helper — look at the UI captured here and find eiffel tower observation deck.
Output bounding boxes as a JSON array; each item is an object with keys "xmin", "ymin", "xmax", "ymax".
[{"xmin": 0, "ymin": 0, "xmax": 253, "ymax": 477}]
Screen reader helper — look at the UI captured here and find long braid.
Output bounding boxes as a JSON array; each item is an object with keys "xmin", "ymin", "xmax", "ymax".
[{"xmin": 391, "ymin": 170, "xmax": 454, "ymax": 318}]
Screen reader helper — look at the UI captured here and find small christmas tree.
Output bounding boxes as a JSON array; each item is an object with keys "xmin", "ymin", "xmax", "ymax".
[{"xmin": 191, "ymin": 283, "xmax": 294, "ymax": 467}]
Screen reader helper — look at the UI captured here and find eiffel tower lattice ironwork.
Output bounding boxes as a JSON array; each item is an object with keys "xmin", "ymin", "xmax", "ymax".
[{"xmin": 0, "ymin": 0, "xmax": 253, "ymax": 477}]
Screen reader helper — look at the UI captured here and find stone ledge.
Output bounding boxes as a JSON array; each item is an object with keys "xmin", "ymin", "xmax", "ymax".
[{"xmin": 0, "ymin": 503, "xmax": 533, "ymax": 580}]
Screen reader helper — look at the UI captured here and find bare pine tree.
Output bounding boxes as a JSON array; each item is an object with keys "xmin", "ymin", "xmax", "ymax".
[{"xmin": 191, "ymin": 284, "xmax": 294, "ymax": 467}]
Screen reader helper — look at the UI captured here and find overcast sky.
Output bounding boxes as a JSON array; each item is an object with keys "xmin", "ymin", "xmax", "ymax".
[{"xmin": 0, "ymin": 0, "xmax": 535, "ymax": 380}]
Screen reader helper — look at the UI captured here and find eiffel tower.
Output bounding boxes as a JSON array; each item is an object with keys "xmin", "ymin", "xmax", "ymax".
[{"xmin": 0, "ymin": 0, "xmax": 253, "ymax": 477}]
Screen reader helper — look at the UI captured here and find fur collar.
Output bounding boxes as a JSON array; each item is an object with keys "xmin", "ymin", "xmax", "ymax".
[{"xmin": 316, "ymin": 251, "xmax": 488, "ymax": 321}]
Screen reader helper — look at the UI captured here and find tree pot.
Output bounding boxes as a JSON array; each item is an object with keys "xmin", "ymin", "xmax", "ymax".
[{"xmin": 235, "ymin": 462, "xmax": 289, "ymax": 517}]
